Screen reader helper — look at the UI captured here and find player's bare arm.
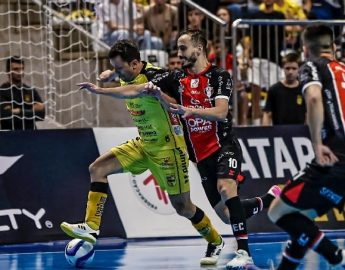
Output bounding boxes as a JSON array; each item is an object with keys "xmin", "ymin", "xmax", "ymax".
[
  {"xmin": 144, "ymin": 82, "xmax": 177, "ymax": 109},
  {"xmin": 78, "ymin": 82, "xmax": 146, "ymax": 99},
  {"xmin": 170, "ymin": 98, "xmax": 228, "ymax": 122},
  {"xmin": 305, "ymin": 83, "xmax": 339, "ymax": 166},
  {"xmin": 97, "ymin": 69, "xmax": 116, "ymax": 82}
]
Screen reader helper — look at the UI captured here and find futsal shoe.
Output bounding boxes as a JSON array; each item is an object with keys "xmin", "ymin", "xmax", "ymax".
[
  {"xmin": 60, "ymin": 222, "xmax": 99, "ymax": 244},
  {"xmin": 200, "ymin": 236, "xmax": 225, "ymax": 265},
  {"xmin": 338, "ymin": 249, "xmax": 345, "ymax": 268},
  {"xmin": 226, "ymin": 249, "xmax": 254, "ymax": 269}
]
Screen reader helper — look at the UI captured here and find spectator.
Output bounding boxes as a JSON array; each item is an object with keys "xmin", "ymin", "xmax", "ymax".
[
  {"xmin": 0, "ymin": 56, "xmax": 45, "ymax": 130},
  {"xmin": 262, "ymin": 52, "xmax": 305, "ymax": 126},
  {"xmin": 259, "ymin": 0, "xmax": 306, "ymax": 19},
  {"xmin": 309, "ymin": 0, "xmax": 344, "ymax": 20},
  {"xmin": 208, "ymin": 39, "xmax": 249, "ymax": 126},
  {"xmin": 246, "ymin": 0, "xmax": 285, "ymax": 125},
  {"xmin": 92, "ymin": 0, "xmax": 163, "ymax": 50},
  {"xmin": 142, "ymin": 0, "xmax": 178, "ymax": 50},
  {"xmin": 216, "ymin": 7, "xmax": 233, "ymax": 38},
  {"xmin": 186, "ymin": 7, "xmax": 205, "ymax": 30},
  {"xmin": 258, "ymin": 0, "xmax": 306, "ymax": 53},
  {"xmin": 167, "ymin": 50, "xmax": 182, "ymax": 71}
]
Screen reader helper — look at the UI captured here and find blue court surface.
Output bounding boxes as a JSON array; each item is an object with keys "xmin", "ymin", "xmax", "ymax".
[{"xmin": 0, "ymin": 233, "xmax": 344, "ymax": 270}]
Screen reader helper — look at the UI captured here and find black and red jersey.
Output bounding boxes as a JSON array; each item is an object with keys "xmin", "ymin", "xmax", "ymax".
[
  {"xmin": 152, "ymin": 63, "xmax": 233, "ymax": 162},
  {"xmin": 299, "ymin": 57, "xmax": 345, "ymax": 158}
]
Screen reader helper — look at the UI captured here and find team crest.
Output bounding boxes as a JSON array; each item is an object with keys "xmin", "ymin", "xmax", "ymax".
[{"xmin": 205, "ymin": 86, "xmax": 214, "ymax": 98}]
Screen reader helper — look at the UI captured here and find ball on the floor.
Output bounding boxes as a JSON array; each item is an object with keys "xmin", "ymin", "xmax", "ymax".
[{"xmin": 65, "ymin": 238, "xmax": 95, "ymax": 268}]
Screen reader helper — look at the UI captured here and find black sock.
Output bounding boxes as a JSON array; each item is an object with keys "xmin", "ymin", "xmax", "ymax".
[
  {"xmin": 241, "ymin": 197, "xmax": 262, "ymax": 219},
  {"xmin": 90, "ymin": 182, "xmax": 108, "ymax": 193},
  {"xmin": 277, "ymin": 240, "xmax": 307, "ymax": 270},
  {"xmin": 276, "ymin": 213, "xmax": 342, "ymax": 265},
  {"xmin": 315, "ymin": 238, "xmax": 342, "ymax": 265},
  {"xmin": 260, "ymin": 193, "xmax": 275, "ymax": 208},
  {"xmin": 225, "ymin": 196, "xmax": 250, "ymax": 254},
  {"xmin": 189, "ymin": 206, "xmax": 204, "ymax": 224}
]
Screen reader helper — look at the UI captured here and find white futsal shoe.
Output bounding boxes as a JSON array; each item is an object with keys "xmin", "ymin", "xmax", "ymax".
[
  {"xmin": 60, "ymin": 222, "xmax": 99, "ymax": 244},
  {"xmin": 200, "ymin": 237, "xmax": 225, "ymax": 265},
  {"xmin": 226, "ymin": 249, "xmax": 254, "ymax": 269}
]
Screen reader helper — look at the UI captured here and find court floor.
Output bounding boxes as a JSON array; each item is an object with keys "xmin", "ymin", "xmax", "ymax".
[{"xmin": 0, "ymin": 235, "xmax": 344, "ymax": 270}]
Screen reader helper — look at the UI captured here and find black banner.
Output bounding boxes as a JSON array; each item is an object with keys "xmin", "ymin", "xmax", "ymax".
[
  {"xmin": 0, "ymin": 129, "xmax": 126, "ymax": 244},
  {"xmin": 234, "ymin": 125, "xmax": 345, "ymax": 232}
]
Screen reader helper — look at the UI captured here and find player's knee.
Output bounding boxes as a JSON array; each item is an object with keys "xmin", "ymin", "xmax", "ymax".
[
  {"xmin": 217, "ymin": 179, "xmax": 237, "ymax": 198},
  {"xmin": 171, "ymin": 201, "xmax": 193, "ymax": 218},
  {"xmin": 267, "ymin": 205, "xmax": 280, "ymax": 224},
  {"xmin": 89, "ymin": 161, "xmax": 104, "ymax": 180}
]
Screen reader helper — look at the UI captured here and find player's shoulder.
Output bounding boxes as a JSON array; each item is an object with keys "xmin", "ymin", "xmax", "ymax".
[
  {"xmin": 0, "ymin": 82, "xmax": 10, "ymax": 89},
  {"xmin": 301, "ymin": 57, "xmax": 331, "ymax": 69},
  {"xmin": 269, "ymin": 81, "xmax": 284, "ymax": 92},
  {"xmin": 143, "ymin": 62, "xmax": 164, "ymax": 74},
  {"xmin": 207, "ymin": 64, "xmax": 230, "ymax": 77}
]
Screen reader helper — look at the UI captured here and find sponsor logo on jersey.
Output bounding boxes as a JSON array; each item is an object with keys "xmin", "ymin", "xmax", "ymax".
[
  {"xmin": 320, "ymin": 187, "xmax": 343, "ymax": 204},
  {"xmin": 191, "ymin": 78, "xmax": 199, "ymax": 88},
  {"xmin": 191, "ymin": 98, "xmax": 200, "ymax": 105}
]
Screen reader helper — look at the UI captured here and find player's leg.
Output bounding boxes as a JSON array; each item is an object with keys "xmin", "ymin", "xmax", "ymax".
[
  {"xmin": 213, "ymin": 137, "xmax": 254, "ymax": 269},
  {"xmin": 268, "ymin": 163, "xmax": 345, "ymax": 269},
  {"xmin": 149, "ymin": 148, "xmax": 223, "ymax": 265},
  {"xmin": 197, "ymin": 151, "xmax": 281, "ymax": 223},
  {"xmin": 61, "ymin": 139, "xmax": 146, "ymax": 243},
  {"xmin": 270, "ymin": 202, "xmax": 344, "ymax": 270},
  {"xmin": 169, "ymin": 191, "xmax": 225, "ymax": 266}
]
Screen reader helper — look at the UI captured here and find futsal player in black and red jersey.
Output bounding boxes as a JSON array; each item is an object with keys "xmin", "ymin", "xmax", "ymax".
[
  {"xmin": 143, "ymin": 29, "xmax": 281, "ymax": 269},
  {"xmin": 268, "ymin": 24, "xmax": 345, "ymax": 270},
  {"xmin": 98, "ymin": 29, "xmax": 281, "ymax": 268}
]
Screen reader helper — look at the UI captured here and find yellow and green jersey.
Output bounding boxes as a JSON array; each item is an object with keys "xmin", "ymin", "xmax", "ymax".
[{"xmin": 120, "ymin": 62, "xmax": 185, "ymax": 152}]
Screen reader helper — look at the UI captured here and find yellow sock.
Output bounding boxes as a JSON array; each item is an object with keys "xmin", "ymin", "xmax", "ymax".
[
  {"xmin": 85, "ymin": 191, "xmax": 107, "ymax": 230},
  {"xmin": 192, "ymin": 213, "xmax": 222, "ymax": 245}
]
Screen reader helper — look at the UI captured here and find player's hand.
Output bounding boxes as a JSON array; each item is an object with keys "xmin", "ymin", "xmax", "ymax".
[
  {"xmin": 169, "ymin": 103, "xmax": 193, "ymax": 118},
  {"xmin": 78, "ymin": 82, "xmax": 103, "ymax": 94},
  {"xmin": 314, "ymin": 144, "xmax": 339, "ymax": 166},
  {"xmin": 97, "ymin": 70, "xmax": 115, "ymax": 82},
  {"xmin": 12, "ymin": 108, "xmax": 21, "ymax": 114},
  {"xmin": 143, "ymin": 82, "xmax": 162, "ymax": 98}
]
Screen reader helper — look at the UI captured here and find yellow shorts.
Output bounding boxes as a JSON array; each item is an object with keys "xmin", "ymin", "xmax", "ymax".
[{"xmin": 111, "ymin": 138, "xmax": 190, "ymax": 195}]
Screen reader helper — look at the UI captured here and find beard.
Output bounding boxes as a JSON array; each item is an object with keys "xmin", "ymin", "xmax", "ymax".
[{"xmin": 181, "ymin": 53, "xmax": 198, "ymax": 69}]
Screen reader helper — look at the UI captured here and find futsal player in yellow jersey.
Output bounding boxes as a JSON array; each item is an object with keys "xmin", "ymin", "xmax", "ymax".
[{"xmin": 60, "ymin": 39, "xmax": 224, "ymax": 265}]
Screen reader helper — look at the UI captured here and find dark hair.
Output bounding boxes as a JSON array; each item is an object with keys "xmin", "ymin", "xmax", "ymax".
[
  {"xmin": 6, "ymin": 56, "xmax": 24, "ymax": 72},
  {"xmin": 302, "ymin": 24, "xmax": 334, "ymax": 56},
  {"xmin": 108, "ymin": 39, "xmax": 141, "ymax": 63},
  {"xmin": 282, "ymin": 51, "xmax": 301, "ymax": 66},
  {"xmin": 177, "ymin": 29, "xmax": 208, "ymax": 54},
  {"xmin": 168, "ymin": 50, "xmax": 178, "ymax": 59}
]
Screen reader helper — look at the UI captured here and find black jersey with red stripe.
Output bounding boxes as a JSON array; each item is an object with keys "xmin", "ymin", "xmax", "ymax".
[
  {"xmin": 299, "ymin": 57, "xmax": 345, "ymax": 158},
  {"xmin": 152, "ymin": 63, "xmax": 233, "ymax": 162}
]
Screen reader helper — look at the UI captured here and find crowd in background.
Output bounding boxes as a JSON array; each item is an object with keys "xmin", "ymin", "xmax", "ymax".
[{"xmin": 2, "ymin": 0, "xmax": 345, "ymax": 130}]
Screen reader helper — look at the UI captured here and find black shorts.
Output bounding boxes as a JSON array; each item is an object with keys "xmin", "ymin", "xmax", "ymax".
[
  {"xmin": 196, "ymin": 135, "xmax": 243, "ymax": 207},
  {"xmin": 281, "ymin": 160, "xmax": 345, "ymax": 216}
]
